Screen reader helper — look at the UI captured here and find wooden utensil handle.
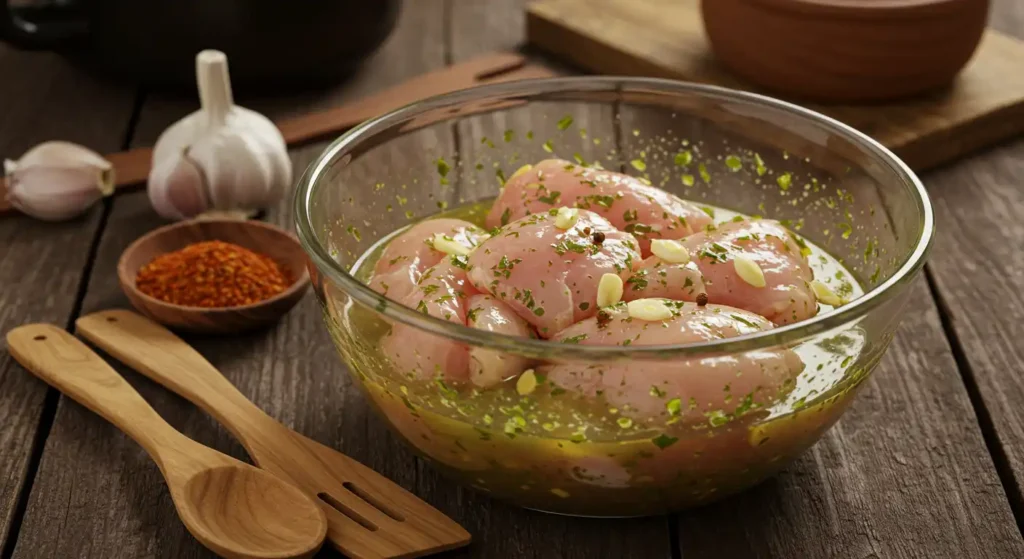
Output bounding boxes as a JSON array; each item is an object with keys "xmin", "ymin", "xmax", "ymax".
[
  {"xmin": 6, "ymin": 323, "xmax": 184, "ymax": 463},
  {"xmin": 76, "ymin": 310, "xmax": 274, "ymax": 447}
]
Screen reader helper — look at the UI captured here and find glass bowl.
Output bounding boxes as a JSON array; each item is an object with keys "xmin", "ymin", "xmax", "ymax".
[{"xmin": 294, "ymin": 77, "xmax": 933, "ymax": 517}]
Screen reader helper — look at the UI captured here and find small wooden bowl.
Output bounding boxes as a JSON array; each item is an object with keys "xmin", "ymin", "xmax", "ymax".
[
  {"xmin": 117, "ymin": 219, "xmax": 311, "ymax": 334},
  {"xmin": 701, "ymin": 0, "xmax": 990, "ymax": 103}
]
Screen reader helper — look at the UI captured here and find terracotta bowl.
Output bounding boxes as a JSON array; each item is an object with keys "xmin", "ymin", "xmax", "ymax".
[
  {"xmin": 117, "ymin": 219, "xmax": 311, "ymax": 334},
  {"xmin": 700, "ymin": 0, "xmax": 990, "ymax": 103}
]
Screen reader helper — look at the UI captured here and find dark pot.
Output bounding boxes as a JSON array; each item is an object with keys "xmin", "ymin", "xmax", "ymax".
[{"xmin": 0, "ymin": 0, "xmax": 402, "ymax": 93}]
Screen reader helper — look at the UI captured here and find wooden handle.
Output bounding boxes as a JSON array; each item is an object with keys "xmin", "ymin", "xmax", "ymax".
[
  {"xmin": 5, "ymin": 323, "xmax": 184, "ymax": 464},
  {"xmin": 75, "ymin": 309, "xmax": 273, "ymax": 449}
]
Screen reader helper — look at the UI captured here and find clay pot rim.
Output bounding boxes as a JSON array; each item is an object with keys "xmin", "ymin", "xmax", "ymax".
[{"xmin": 743, "ymin": 0, "xmax": 986, "ymax": 19}]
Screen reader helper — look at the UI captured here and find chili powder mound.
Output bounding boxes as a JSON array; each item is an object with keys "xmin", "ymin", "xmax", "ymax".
[{"xmin": 135, "ymin": 240, "xmax": 290, "ymax": 308}]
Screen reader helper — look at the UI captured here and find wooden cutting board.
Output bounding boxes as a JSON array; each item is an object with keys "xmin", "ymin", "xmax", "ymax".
[{"xmin": 526, "ymin": 0, "xmax": 1024, "ymax": 172}]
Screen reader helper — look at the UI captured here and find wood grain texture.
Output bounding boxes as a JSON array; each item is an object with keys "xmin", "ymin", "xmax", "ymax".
[
  {"xmin": 116, "ymin": 220, "xmax": 311, "ymax": 334},
  {"xmin": 9, "ymin": 3, "xmax": 451, "ymax": 557},
  {"xmin": 0, "ymin": 43, "xmax": 138, "ymax": 552},
  {"xmin": 676, "ymin": 278, "xmax": 1024, "ymax": 558},
  {"xmin": 76, "ymin": 310, "xmax": 471, "ymax": 559},
  {"xmin": 6, "ymin": 324, "xmax": 327, "ymax": 559},
  {"xmin": 525, "ymin": 0, "xmax": 1024, "ymax": 172},
  {"xmin": 918, "ymin": 0, "xmax": 1024, "ymax": 529}
]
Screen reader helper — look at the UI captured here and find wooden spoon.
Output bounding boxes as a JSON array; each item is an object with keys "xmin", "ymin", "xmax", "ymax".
[
  {"xmin": 76, "ymin": 309, "xmax": 472, "ymax": 559},
  {"xmin": 5, "ymin": 323, "xmax": 327, "ymax": 559}
]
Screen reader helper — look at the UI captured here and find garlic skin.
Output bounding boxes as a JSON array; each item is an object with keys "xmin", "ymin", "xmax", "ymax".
[
  {"xmin": 3, "ymin": 141, "xmax": 114, "ymax": 221},
  {"xmin": 148, "ymin": 50, "xmax": 291, "ymax": 220}
]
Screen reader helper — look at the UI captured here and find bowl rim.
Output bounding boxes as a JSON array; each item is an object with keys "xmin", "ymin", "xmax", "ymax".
[
  {"xmin": 294, "ymin": 76, "xmax": 934, "ymax": 361},
  {"xmin": 118, "ymin": 218, "xmax": 311, "ymax": 314}
]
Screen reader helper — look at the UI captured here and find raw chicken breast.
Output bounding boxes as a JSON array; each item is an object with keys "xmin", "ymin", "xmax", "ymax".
[
  {"xmin": 466, "ymin": 294, "xmax": 535, "ymax": 388},
  {"xmin": 369, "ymin": 218, "xmax": 489, "ymax": 302},
  {"xmin": 467, "ymin": 209, "xmax": 641, "ymax": 337},
  {"xmin": 622, "ymin": 256, "xmax": 707, "ymax": 303},
  {"xmin": 381, "ymin": 258, "xmax": 478, "ymax": 382},
  {"xmin": 486, "ymin": 159, "xmax": 713, "ymax": 254},
  {"xmin": 682, "ymin": 218, "xmax": 816, "ymax": 325},
  {"xmin": 544, "ymin": 299, "xmax": 803, "ymax": 422}
]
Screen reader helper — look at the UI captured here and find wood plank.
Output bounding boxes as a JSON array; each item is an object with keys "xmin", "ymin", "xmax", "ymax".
[
  {"xmin": 0, "ymin": 44, "xmax": 138, "ymax": 552},
  {"xmin": 525, "ymin": 0, "xmax": 1024, "ymax": 172},
  {"xmin": 918, "ymin": 0, "xmax": 1024, "ymax": 530},
  {"xmin": 677, "ymin": 278, "xmax": 1024, "ymax": 558},
  {"xmin": 8, "ymin": 3, "xmax": 452, "ymax": 556}
]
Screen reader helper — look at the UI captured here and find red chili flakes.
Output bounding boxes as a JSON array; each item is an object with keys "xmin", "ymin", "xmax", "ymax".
[{"xmin": 135, "ymin": 240, "xmax": 290, "ymax": 308}]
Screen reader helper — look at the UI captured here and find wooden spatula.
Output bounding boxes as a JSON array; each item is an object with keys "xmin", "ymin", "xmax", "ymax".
[
  {"xmin": 76, "ymin": 309, "xmax": 471, "ymax": 559},
  {"xmin": 7, "ymin": 323, "xmax": 328, "ymax": 559}
]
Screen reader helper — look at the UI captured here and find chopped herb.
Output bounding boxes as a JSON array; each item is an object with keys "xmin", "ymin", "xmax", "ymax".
[
  {"xmin": 416, "ymin": 300, "xmax": 429, "ymax": 314},
  {"xmin": 666, "ymin": 398, "xmax": 681, "ymax": 416},
  {"xmin": 683, "ymin": 277, "xmax": 694, "ymax": 288},
  {"xmin": 682, "ymin": 174, "xmax": 695, "ymax": 187},
  {"xmin": 538, "ymin": 190, "xmax": 562, "ymax": 204},
  {"xmin": 730, "ymin": 314, "xmax": 759, "ymax": 328},
  {"xmin": 623, "ymin": 209, "xmax": 638, "ymax": 222},
  {"xmin": 561, "ymin": 334, "xmax": 588, "ymax": 344},
  {"xmin": 552, "ymin": 239, "xmax": 590, "ymax": 255},
  {"xmin": 579, "ymin": 302, "xmax": 590, "ymax": 311},
  {"xmin": 754, "ymin": 153, "xmax": 767, "ymax": 176},
  {"xmin": 626, "ymin": 270, "xmax": 649, "ymax": 291},
  {"xmin": 496, "ymin": 167, "xmax": 506, "ymax": 185},
  {"xmin": 450, "ymin": 254, "xmax": 469, "ymax": 270},
  {"xmin": 436, "ymin": 157, "xmax": 450, "ymax": 178},
  {"xmin": 698, "ymin": 163, "xmax": 711, "ymax": 183},
  {"xmin": 467, "ymin": 307, "xmax": 481, "ymax": 322},
  {"xmin": 500, "ymin": 208, "xmax": 512, "ymax": 226},
  {"xmin": 557, "ymin": 115, "xmax": 574, "ymax": 130},
  {"xmin": 725, "ymin": 155, "xmax": 742, "ymax": 171},
  {"xmin": 503, "ymin": 130, "xmax": 514, "ymax": 142},
  {"xmin": 624, "ymin": 223, "xmax": 652, "ymax": 236},
  {"xmin": 533, "ymin": 307, "xmax": 545, "ymax": 316},
  {"xmin": 651, "ymin": 434, "xmax": 679, "ymax": 449},
  {"xmin": 630, "ymin": 159, "xmax": 647, "ymax": 172},
  {"xmin": 701, "ymin": 206, "xmax": 716, "ymax": 219},
  {"xmin": 542, "ymin": 140, "xmax": 554, "ymax": 153},
  {"xmin": 777, "ymin": 172, "xmax": 792, "ymax": 191},
  {"xmin": 650, "ymin": 386, "xmax": 666, "ymax": 398},
  {"xmin": 674, "ymin": 151, "xmax": 692, "ymax": 166}
]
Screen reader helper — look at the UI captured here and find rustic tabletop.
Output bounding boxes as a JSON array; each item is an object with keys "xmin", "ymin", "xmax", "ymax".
[{"xmin": 2, "ymin": 1, "xmax": 1024, "ymax": 558}]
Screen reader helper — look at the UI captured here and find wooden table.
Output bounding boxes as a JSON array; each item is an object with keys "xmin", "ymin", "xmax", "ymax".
[{"xmin": 2, "ymin": 2, "xmax": 1024, "ymax": 558}]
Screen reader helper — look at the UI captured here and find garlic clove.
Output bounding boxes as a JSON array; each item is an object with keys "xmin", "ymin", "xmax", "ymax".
[
  {"xmin": 147, "ymin": 149, "xmax": 209, "ymax": 220},
  {"xmin": 3, "ymin": 141, "xmax": 114, "ymax": 221}
]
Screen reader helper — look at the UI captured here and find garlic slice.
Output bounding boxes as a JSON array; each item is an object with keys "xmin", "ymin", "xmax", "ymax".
[
  {"xmin": 597, "ymin": 273, "xmax": 624, "ymax": 307},
  {"xmin": 431, "ymin": 233, "xmax": 472, "ymax": 256},
  {"xmin": 3, "ymin": 141, "xmax": 114, "ymax": 221},
  {"xmin": 734, "ymin": 256, "xmax": 766, "ymax": 288},
  {"xmin": 511, "ymin": 164, "xmax": 533, "ymax": 180},
  {"xmin": 516, "ymin": 369, "xmax": 538, "ymax": 395},
  {"xmin": 555, "ymin": 207, "xmax": 579, "ymax": 229},
  {"xmin": 811, "ymin": 279, "xmax": 844, "ymax": 307},
  {"xmin": 650, "ymin": 239, "xmax": 690, "ymax": 264},
  {"xmin": 626, "ymin": 299, "xmax": 673, "ymax": 321}
]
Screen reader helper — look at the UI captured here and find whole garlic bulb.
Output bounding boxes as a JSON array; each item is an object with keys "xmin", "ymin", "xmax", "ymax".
[
  {"xmin": 3, "ymin": 141, "xmax": 114, "ymax": 221},
  {"xmin": 148, "ymin": 50, "xmax": 291, "ymax": 220}
]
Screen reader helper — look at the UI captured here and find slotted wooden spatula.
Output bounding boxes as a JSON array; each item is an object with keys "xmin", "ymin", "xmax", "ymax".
[{"xmin": 76, "ymin": 309, "xmax": 471, "ymax": 559}]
